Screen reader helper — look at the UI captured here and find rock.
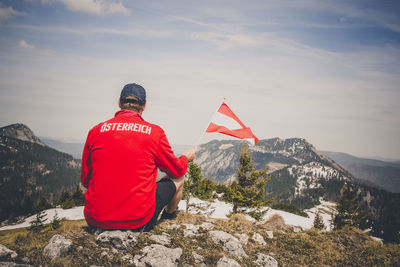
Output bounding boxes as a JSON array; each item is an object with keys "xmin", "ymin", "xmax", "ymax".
[
  {"xmin": 209, "ymin": 230, "xmax": 247, "ymax": 258},
  {"xmin": 77, "ymin": 246, "xmax": 83, "ymax": 252},
  {"xmin": 134, "ymin": 244, "xmax": 182, "ymax": 267},
  {"xmin": 252, "ymin": 233, "xmax": 266, "ymax": 245},
  {"xmin": 182, "ymin": 224, "xmax": 199, "ymax": 237},
  {"xmin": 150, "ymin": 233, "xmax": 171, "ymax": 245},
  {"xmin": 199, "ymin": 222, "xmax": 214, "ymax": 230},
  {"xmin": 237, "ymin": 233, "xmax": 249, "ymax": 245},
  {"xmin": 122, "ymin": 254, "xmax": 134, "ymax": 264},
  {"xmin": 0, "ymin": 262, "xmax": 34, "ymax": 267},
  {"xmin": 43, "ymin": 234, "xmax": 73, "ymax": 260},
  {"xmin": 292, "ymin": 226, "xmax": 302, "ymax": 233},
  {"xmin": 0, "ymin": 244, "xmax": 17, "ymax": 260},
  {"xmin": 192, "ymin": 252, "xmax": 206, "ymax": 267},
  {"xmin": 96, "ymin": 230, "xmax": 139, "ymax": 250},
  {"xmin": 254, "ymin": 253, "xmax": 278, "ymax": 267},
  {"xmin": 216, "ymin": 256, "xmax": 241, "ymax": 267},
  {"xmin": 100, "ymin": 251, "xmax": 108, "ymax": 259},
  {"xmin": 265, "ymin": 230, "xmax": 274, "ymax": 239},
  {"xmin": 168, "ymin": 224, "xmax": 180, "ymax": 230}
]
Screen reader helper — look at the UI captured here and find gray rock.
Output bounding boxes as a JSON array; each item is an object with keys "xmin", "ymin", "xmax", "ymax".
[
  {"xmin": 216, "ymin": 256, "xmax": 241, "ymax": 267},
  {"xmin": 236, "ymin": 233, "xmax": 248, "ymax": 245},
  {"xmin": 150, "ymin": 233, "xmax": 171, "ymax": 245},
  {"xmin": 0, "ymin": 244, "xmax": 17, "ymax": 259},
  {"xmin": 192, "ymin": 252, "xmax": 206, "ymax": 266},
  {"xmin": 100, "ymin": 251, "xmax": 108, "ymax": 259},
  {"xmin": 134, "ymin": 244, "xmax": 182, "ymax": 267},
  {"xmin": 43, "ymin": 234, "xmax": 73, "ymax": 260},
  {"xmin": 96, "ymin": 230, "xmax": 139, "ymax": 250},
  {"xmin": 252, "ymin": 232, "xmax": 266, "ymax": 245},
  {"xmin": 121, "ymin": 254, "xmax": 134, "ymax": 264},
  {"xmin": 265, "ymin": 230, "xmax": 274, "ymax": 239},
  {"xmin": 0, "ymin": 262, "xmax": 34, "ymax": 267},
  {"xmin": 209, "ymin": 230, "xmax": 247, "ymax": 258},
  {"xmin": 199, "ymin": 222, "xmax": 214, "ymax": 230},
  {"xmin": 168, "ymin": 224, "xmax": 180, "ymax": 230},
  {"xmin": 292, "ymin": 226, "xmax": 302, "ymax": 233},
  {"xmin": 182, "ymin": 224, "xmax": 199, "ymax": 237},
  {"xmin": 254, "ymin": 253, "xmax": 278, "ymax": 267}
]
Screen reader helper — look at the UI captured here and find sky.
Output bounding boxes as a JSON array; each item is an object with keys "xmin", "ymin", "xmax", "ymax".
[{"xmin": 0, "ymin": 0, "xmax": 399, "ymax": 160}]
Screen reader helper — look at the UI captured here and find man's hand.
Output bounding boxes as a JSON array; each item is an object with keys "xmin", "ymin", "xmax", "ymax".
[{"xmin": 183, "ymin": 147, "xmax": 197, "ymax": 162}]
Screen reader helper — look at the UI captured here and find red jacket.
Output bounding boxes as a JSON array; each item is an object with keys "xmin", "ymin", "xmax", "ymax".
[{"xmin": 81, "ymin": 109, "xmax": 188, "ymax": 229}]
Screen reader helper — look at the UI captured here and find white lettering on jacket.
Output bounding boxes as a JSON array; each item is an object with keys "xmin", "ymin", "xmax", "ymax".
[{"xmin": 100, "ymin": 123, "xmax": 152, "ymax": 135}]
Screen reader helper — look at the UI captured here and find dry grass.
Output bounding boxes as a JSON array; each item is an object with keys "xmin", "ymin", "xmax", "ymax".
[{"xmin": 0, "ymin": 214, "xmax": 399, "ymax": 267}]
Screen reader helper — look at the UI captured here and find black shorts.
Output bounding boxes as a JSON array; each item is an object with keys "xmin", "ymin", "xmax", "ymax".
[{"xmin": 141, "ymin": 177, "xmax": 176, "ymax": 231}]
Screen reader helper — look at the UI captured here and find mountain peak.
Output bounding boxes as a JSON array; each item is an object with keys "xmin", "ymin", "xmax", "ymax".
[{"xmin": 0, "ymin": 123, "xmax": 44, "ymax": 145}]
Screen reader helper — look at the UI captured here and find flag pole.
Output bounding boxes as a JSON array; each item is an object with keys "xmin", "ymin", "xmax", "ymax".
[{"xmin": 194, "ymin": 97, "xmax": 226, "ymax": 150}]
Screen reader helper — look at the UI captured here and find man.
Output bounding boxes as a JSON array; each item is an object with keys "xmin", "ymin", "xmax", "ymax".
[{"xmin": 81, "ymin": 83, "xmax": 196, "ymax": 231}]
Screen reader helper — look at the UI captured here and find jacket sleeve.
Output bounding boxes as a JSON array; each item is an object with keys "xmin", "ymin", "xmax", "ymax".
[
  {"xmin": 80, "ymin": 132, "xmax": 92, "ymax": 188},
  {"xmin": 155, "ymin": 130, "xmax": 188, "ymax": 178}
]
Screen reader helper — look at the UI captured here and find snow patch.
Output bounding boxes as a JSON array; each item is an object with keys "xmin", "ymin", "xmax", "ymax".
[{"xmin": 219, "ymin": 144, "xmax": 234, "ymax": 150}]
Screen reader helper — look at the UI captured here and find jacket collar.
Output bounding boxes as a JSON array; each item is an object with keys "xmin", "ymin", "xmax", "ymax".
[{"xmin": 114, "ymin": 109, "xmax": 143, "ymax": 120}]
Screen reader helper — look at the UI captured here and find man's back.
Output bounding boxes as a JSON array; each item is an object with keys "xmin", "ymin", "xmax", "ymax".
[{"xmin": 81, "ymin": 109, "xmax": 188, "ymax": 229}]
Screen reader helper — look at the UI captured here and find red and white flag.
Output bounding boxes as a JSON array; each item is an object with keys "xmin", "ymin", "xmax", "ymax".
[{"xmin": 206, "ymin": 102, "xmax": 259, "ymax": 145}]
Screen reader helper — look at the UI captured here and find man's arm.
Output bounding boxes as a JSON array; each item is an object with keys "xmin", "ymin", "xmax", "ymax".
[
  {"xmin": 80, "ymin": 135, "xmax": 91, "ymax": 188},
  {"xmin": 155, "ymin": 131, "xmax": 195, "ymax": 178}
]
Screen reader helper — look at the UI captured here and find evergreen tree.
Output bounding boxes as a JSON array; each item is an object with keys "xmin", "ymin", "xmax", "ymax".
[
  {"xmin": 313, "ymin": 211, "xmax": 326, "ymax": 230},
  {"xmin": 334, "ymin": 184, "xmax": 364, "ymax": 229},
  {"xmin": 50, "ymin": 212, "xmax": 62, "ymax": 230},
  {"xmin": 58, "ymin": 190, "xmax": 71, "ymax": 205},
  {"xmin": 225, "ymin": 143, "xmax": 273, "ymax": 220},
  {"xmin": 184, "ymin": 162, "xmax": 216, "ymax": 212},
  {"xmin": 34, "ymin": 196, "xmax": 52, "ymax": 212},
  {"xmin": 71, "ymin": 185, "xmax": 85, "ymax": 206},
  {"xmin": 29, "ymin": 210, "xmax": 47, "ymax": 233}
]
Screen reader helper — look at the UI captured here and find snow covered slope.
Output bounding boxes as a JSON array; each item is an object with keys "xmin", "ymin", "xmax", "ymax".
[{"xmin": 0, "ymin": 199, "xmax": 336, "ymax": 232}]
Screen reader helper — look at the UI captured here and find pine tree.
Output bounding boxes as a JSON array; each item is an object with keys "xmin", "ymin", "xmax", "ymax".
[
  {"xmin": 313, "ymin": 211, "xmax": 326, "ymax": 230},
  {"xmin": 71, "ymin": 185, "xmax": 85, "ymax": 206},
  {"xmin": 184, "ymin": 162, "xmax": 216, "ymax": 212},
  {"xmin": 29, "ymin": 210, "xmax": 47, "ymax": 233},
  {"xmin": 334, "ymin": 184, "xmax": 364, "ymax": 229},
  {"xmin": 225, "ymin": 143, "xmax": 272, "ymax": 220},
  {"xmin": 50, "ymin": 212, "xmax": 62, "ymax": 230}
]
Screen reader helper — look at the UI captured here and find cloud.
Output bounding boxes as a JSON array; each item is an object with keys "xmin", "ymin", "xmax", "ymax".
[
  {"xmin": 42, "ymin": 0, "xmax": 130, "ymax": 15},
  {"xmin": 190, "ymin": 32, "xmax": 263, "ymax": 49},
  {"xmin": 18, "ymin": 40, "xmax": 55, "ymax": 55},
  {"xmin": 0, "ymin": 4, "xmax": 25, "ymax": 24}
]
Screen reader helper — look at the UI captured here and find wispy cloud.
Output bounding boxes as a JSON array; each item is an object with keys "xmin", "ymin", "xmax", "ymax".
[
  {"xmin": 18, "ymin": 40, "xmax": 55, "ymax": 55},
  {"xmin": 42, "ymin": 0, "xmax": 130, "ymax": 15},
  {"xmin": 0, "ymin": 4, "xmax": 25, "ymax": 24},
  {"xmin": 190, "ymin": 32, "xmax": 262, "ymax": 49},
  {"xmin": 11, "ymin": 24, "xmax": 174, "ymax": 39}
]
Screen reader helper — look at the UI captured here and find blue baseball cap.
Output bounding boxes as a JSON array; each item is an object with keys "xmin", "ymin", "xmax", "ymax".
[{"xmin": 120, "ymin": 83, "xmax": 146, "ymax": 105}]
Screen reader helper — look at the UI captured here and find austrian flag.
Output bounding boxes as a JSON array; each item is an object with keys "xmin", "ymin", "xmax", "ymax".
[{"xmin": 206, "ymin": 102, "xmax": 259, "ymax": 145}]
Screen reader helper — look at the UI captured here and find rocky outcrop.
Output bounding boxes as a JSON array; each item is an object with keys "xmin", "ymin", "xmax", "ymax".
[
  {"xmin": 133, "ymin": 244, "xmax": 182, "ymax": 267},
  {"xmin": 216, "ymin": 256, "xmax": 241, "ymax": 267},
  {"xmin": 209, "ymin": 230, "xmax": 248, "ymax": 258},
  {"xmin": 96, "ymin": 230, "xmax": 140, "ymax": 250},
  {"xmin": 0, "ymin": 124, "xmax": 44, "ymax": 145},
  {"xmin": 0, "ymin": 244, "xmax": 17, "ymax": 260},
  {"xmin": 255, "ymin": 253, "xmax": 279, "ymax": 267},
  {"xmin": 43, "ymin": 235, "xmax": 73, "ymax": 260},
  {"xmin": 253, "ymin": 232, "xmax": 266, "ymax": 245}
]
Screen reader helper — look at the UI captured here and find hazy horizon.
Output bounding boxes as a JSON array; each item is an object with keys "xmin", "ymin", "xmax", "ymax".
[{"xmin": 1, "ymin": 1, "xmax": 399, "ymax": 160}]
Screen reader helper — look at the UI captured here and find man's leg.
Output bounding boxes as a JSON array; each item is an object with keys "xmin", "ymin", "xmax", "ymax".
[{"xmin": 164, "ymin": 176, "xmax": 184, "ymax": 213}]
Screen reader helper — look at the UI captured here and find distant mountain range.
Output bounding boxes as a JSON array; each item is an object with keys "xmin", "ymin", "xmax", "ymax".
[
  {"xmin": 321, "ymin": 151, "xmax": 400, "ymax": 193},
  {"xmin": 0, "ymin": 124, "xmax": 80, "ymax": 221},
  {"xmin": 195, "ymin": 138, "xmax": 400, "ymax": 242}
]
